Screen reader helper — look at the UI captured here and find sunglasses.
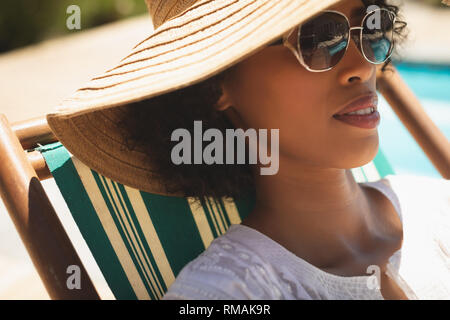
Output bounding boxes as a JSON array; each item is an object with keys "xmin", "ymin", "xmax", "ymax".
[{"xmin": 270, "ymin": 8, "xmax": 396, "ymax": 72}]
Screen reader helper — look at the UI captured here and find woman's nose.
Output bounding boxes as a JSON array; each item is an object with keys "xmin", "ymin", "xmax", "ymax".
[{"xmin": 336, "ymin": 30, "xmax": 375, "ymax": 85}]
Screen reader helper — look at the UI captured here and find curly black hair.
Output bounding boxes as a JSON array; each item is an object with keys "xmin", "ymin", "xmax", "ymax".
[{"xmin": 117, "ymin": 0, "xmax": 408, "ymax": 199}]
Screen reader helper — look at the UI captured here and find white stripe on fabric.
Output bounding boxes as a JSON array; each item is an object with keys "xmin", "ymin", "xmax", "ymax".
[
  {"xmin": 187, "ymin": 197, "xmax": 215, "ymax": 249},
  {"xmin": 112, "ymin": 180, "xmax": 167, "ymax": 298},
  {"xmin": 71, "ymin": 157, "xmax": 150, "ymax": 300},
  {"xmin": 351, "ymin": 168, "xmax": 366, "ymax": 182},
  {"xmin": 124, "ymin": 186, "xmax": 175, "ymax": 290},
  {"xmin": 351, "ymin": 167, "xmax": 366, "ymax": 183},
  {"xmin": 361, "ymin": 161, "xmax": 382, "ymax": 182},
  {"xmin": 115, "ymin": 182, "xmax": 166, "ymax": 298},
  {"xmin": 100, "ymin": 177, "xmax": 161, "ymax": 299}
]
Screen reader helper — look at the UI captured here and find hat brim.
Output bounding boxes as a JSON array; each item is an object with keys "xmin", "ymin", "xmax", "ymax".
[{"xmin": 46, "ymin": 0, "xmax": 340, "ymax": 195}]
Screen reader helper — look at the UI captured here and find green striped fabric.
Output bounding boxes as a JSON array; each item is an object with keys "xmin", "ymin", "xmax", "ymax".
[{"xmin": 38, "ymin": 142, "xmax": 394, "ymax": 300}]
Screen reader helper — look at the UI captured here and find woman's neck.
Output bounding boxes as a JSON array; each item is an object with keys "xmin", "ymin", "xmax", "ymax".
[{"xmin": 242, "ymin": 160, "xmax": 377, "ymax": 268}]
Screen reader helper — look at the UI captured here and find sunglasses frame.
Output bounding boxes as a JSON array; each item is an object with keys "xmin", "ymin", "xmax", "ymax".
[{"xmin": 281, "ymin": 8, "xmax": 397, "ymax": 72}]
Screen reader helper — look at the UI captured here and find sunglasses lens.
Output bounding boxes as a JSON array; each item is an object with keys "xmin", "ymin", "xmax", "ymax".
[
  {"xmin": 361, "ymin": 9, "xmax": 395, "ymax": 64},
  {"xmin": 298, "ymin": 12, "xmax": 349, "ymax": 71}
]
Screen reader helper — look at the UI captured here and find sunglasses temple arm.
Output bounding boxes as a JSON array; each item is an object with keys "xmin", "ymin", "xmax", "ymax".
[{"xmin": 282, "ymin": 28, "xmax": 310, "ymax": 70}]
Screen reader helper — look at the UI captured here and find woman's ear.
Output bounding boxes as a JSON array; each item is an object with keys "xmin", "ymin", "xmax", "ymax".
[
  {"xmin": 215, "ymin": 85, "xmax": 247, "ymax": 130},
  {"xmin": 214, "ymin": 77, "xmax": 247, "ymax": 129},
  {"xmin": 215, "ymin": 85, "xmax": 233, "ymax": 111}
]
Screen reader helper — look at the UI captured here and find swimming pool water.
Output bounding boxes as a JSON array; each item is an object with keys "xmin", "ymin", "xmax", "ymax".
[{"xmin": 377, "ymin": 62, "xmax": 450, "ymax": 178}]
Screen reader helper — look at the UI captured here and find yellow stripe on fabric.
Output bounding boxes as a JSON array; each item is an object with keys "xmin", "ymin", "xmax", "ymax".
[
  {"xmin": 206, "ymin": 197, "xmax": 225, "ymax": 235},
  {"xmin": 213, "ymin": 198, "xmax": 227, "ymax": 235},
  {"xmin": 187, "ymin": 197, "xmax": 215, "ymax": 249},
  {"xmin": 101, "ymin": 177, "xmax": 160, "ymax": 299},
  {"xmin": 361, "ymin": 161, "xmax": 381, "ymax": 182},
  {"xmin": 124, "ymin": 186, "xmax": 175, "ymax": 291},
  {"xmin": 213, "ymin": 198, "xmax": 230, "ymax": 229},
  {"xmin": 221, "ymin": 198, "xmax": 242, "ymax": 225},
  {"xmin": 71, "ymin": 157, "xmax": 150, "ymax": 300},
  {"xmin": 202, "ymin": 197, "xmax": 221, "ymax": 237}
]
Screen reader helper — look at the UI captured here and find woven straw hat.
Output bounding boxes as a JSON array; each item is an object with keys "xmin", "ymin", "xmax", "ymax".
[{"xmin": 46, "ymin": 0, "xmax": 340, "ymax": 195}]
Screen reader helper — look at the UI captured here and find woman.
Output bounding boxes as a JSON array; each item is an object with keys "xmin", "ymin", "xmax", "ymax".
[{"xmin": 46, "ymin": 0, "xmax": 450, "ymax": 299}]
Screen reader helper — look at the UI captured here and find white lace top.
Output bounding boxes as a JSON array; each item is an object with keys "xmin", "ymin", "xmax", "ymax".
[{"xmin": 162, "ymin": 174, "xmax": 450, "ymax": 300}]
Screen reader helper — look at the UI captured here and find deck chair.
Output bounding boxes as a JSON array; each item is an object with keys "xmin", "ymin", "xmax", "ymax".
[
  {"xmin": 41, "ymin": 141, "xmax": 394, "ymax": 300},
  {"xmin": 0, "ymin": 66, "xmax": 448, "ymax": 300},
  {"xmin": 6, "ymin": 135, "xmax": 396, "ymax": 300}
]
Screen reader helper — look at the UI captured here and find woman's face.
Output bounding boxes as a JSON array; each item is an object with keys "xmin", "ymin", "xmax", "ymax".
[{"xmin": 220, "ymin": 0, "xmax": 379, "ymax": 170}]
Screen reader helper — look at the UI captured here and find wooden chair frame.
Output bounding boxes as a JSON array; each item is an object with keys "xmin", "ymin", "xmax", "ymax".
[{"xmin": 0, "ymin": 66, "xmax": 449, "ymax": 300}]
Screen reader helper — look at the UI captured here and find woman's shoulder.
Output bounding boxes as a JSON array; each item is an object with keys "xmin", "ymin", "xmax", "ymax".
[
  {"xmin": 379, "ymin": 174, "xmax": 449, "ymax": 213},
  {"xmin": 379, "ymin": 173, "xmax": 449, "ymax": 195},
  {"xmin": 377, "ymin": 174, "xmax": 450, "ymax": 299},
  {"xmin": 379, "ymin": 174, "xmax": 450, "ymax": 254},
  {"xmin": 162, "ymin": 225, "xmax": 311, "ymax": 300},
  {"xmin": 364, "ymin": 174, "xmax": 448, "ymax": 211}
]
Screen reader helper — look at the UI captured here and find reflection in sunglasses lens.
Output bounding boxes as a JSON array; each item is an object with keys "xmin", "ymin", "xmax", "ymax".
[
  {"xmin": 362, "ymin": 10, "xmax": 395, "ymax": 63},
  {"xmin": 299, "ymin": 12, "xmax": 349, "ymax": 71},
  {"xmin": 298, "ymin": 9, "xmax": 395, "ymax": 71}
]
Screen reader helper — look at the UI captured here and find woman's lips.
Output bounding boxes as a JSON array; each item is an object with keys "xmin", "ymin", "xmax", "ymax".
[
  {"xmin": 333, "ymin": 95, "xmax": 380, "ymax": 129},
  {"xmin": 333, "ymin": 110, "xmax": 380, "ymax": 129},
  {"xmin": 335, "ymin": 95, "xmax": 378, "ymax": 116}
]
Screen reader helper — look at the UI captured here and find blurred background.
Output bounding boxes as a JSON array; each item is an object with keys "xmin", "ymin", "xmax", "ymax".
[
  {"xmin": 0, "ymin": 0, "xmax": 447, "ymax": 53},
  {"xmin": 0, "ymin": 0, "xmax": 449, "ymax": 299},
  {"xmin": 0, "ymin": 0, "xmax": 148, "ymax": 53}
]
